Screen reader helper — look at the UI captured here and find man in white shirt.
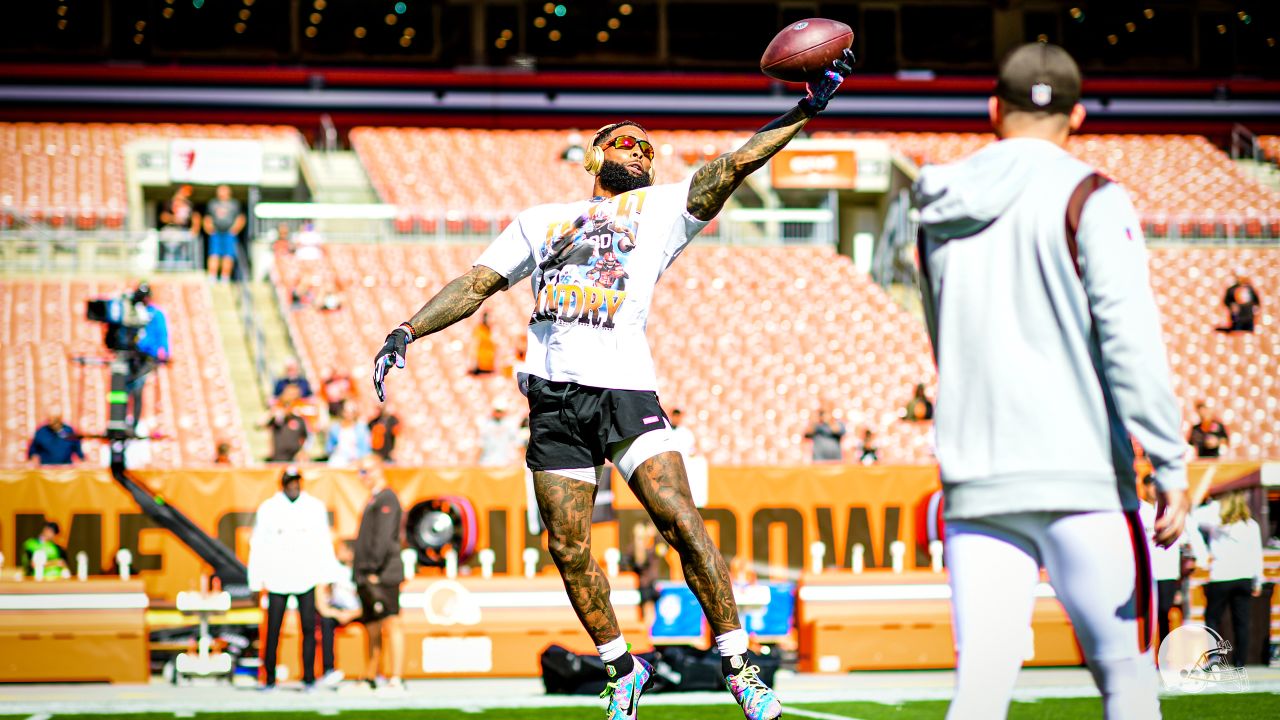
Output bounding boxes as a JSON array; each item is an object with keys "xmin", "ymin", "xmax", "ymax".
[
  {"xmin": 371, "ymin": 51, "xmax": 852, "ymax": 720},
  {"xmin": 477, "ymin": 400, "xmax": 522, "ymax": 466},
  {"xmin": 248, "ymin": 466, "xmax": 337, "ymax": 690}
]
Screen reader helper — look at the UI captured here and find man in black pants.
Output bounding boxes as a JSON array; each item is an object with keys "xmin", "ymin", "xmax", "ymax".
[
  {"xmin": 248, "ymin": 467, "xmax": 337, "ymax": 691},
  {"xmin": 353, "ymin": 457, "xmax": 405, "ymax": 690}
]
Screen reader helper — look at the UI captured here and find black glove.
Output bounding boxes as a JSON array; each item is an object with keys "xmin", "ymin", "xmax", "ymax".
[
  {"xmin": 372, "ymin": 327, "xmax": 411, "ymax": 402},
  {"xmin": 799, "ymin": 48, "xmax": 855, "ymax": 117}
]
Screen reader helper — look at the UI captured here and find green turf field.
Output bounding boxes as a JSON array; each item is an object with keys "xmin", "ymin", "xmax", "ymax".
[{"xmin": 4, "ymin": 693, "xmax": 1276, "ymax": 719}]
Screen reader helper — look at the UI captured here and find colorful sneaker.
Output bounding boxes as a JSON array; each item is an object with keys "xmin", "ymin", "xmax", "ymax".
[
  {"xmin": 725, "ymin": 659, "xmax": 782, "ymax": 720},
  {"xmin": 599, "ymin": 656, "xmax": 654, "ymax": 719}
]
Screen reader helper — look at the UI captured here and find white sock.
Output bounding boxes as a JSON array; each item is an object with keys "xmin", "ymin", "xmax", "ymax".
[
  {"xmin": 715, "ymin": 629, "xmax": 749, "ymax": 658},
  {"xmin": 597, "ymin": 635, "xmax": 629, "ymax": 663}
]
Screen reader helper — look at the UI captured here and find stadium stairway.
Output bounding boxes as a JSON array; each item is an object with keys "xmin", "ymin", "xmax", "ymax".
[
  {"xmin": 300, "ymin": 150, "xmax": 378, "ymax": 204},
  {"xmin": 208, "ymin": 282, "xmax": 270, "ymax": 462}
]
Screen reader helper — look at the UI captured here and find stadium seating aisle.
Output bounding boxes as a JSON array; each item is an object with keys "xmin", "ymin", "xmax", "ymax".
[
  {"xmin": 0, "ymin": 278, "xmax": 249, "ymax": 467},
  {"xmin": 0, "ymin": 122, "xmax": 301, "ymax": 229}
]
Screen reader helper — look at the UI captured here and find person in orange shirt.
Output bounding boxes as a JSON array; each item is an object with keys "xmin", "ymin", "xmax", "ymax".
[{"xmin": 471, "ymin": 312, "xmax": 497, "ymax": 375}]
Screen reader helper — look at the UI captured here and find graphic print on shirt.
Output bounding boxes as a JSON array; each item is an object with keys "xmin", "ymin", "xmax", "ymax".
[{"xmin": 530, "ymin": 189, "xmax": 646, "ymax": 330}]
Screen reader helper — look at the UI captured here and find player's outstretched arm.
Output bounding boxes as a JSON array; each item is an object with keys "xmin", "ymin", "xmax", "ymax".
[
  {"xmin": 372, "ymin": 265, "xmax": 506, "ymax": 401},
  {"xmin": 403, "ymin": 265, "xmax": 507, "ymax": 339},
  {"xmin": 686, "ymin": 49, "xmax": 852, "ymax": 221}
]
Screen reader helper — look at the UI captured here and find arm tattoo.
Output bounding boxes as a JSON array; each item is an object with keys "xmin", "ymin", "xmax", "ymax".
[
  {"xmin": 403, "ymin": 265, "xmax": 506, "ymax": 339},
  {"xmin": 686, "ymin": 105, "xmax": 811, "ymax": 221}
]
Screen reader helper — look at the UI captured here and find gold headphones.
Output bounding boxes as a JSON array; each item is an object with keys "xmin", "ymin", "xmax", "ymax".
[{"xmin": 584, "ymin": 123, "xmax": 657, "ymax": 184}]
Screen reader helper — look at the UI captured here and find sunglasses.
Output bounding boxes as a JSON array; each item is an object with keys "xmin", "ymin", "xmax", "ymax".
[{"xmin": 603, "ymin": 135, "xmax": 655, "ymax": 160}]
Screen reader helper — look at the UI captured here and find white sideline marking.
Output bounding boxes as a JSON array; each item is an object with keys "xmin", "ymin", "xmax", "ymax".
[
  {"xmin": 24, "ymin": 714, "xmax": 51, "ymax": 720},
  {"xmin": 789, "ymin": 708, "xmax": 868, "ymax": 720}
]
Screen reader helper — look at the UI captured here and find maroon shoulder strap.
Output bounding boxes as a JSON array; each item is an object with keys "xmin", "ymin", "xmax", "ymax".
[{"xmin": 1064, "ymin": 172, "xmax": 1111, "ymax": 279}]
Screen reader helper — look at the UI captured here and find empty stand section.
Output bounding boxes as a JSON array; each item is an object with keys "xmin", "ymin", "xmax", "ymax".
[
  {"xmin": 0, "ymin": 122, "xmax": 300, "ymax": 229},
  {"xmin": 0, "ymin": 279, "xmax": 248, "ymax": 467},
  {"xmin": 277, "ymin": 243, "xmax": 1278, "ymax": 466}
]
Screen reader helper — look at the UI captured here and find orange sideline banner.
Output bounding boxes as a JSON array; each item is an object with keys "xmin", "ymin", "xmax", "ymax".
[{"xmin": 0, "ymin": 463, "xmax": 1261, "ymax": 600}]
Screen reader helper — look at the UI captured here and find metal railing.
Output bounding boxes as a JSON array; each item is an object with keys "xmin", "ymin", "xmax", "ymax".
[{"xmin": 230, "ymin": 246, "xmax": 273, "ymax": 408}]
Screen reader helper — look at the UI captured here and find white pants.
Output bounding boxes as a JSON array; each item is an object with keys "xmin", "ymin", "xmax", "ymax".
[{"xmin": 945, "ymin": 510, "xmax": 1160, "ymax": 720}]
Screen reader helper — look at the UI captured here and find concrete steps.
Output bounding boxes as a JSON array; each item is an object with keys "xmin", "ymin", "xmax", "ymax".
[
  {"xmin": 208, "ymin": 282, "xmax": 270, "ymax": 462},
  {"xmin": 301, "ymin": 151, "xmax": 379, "ymax": 204}
]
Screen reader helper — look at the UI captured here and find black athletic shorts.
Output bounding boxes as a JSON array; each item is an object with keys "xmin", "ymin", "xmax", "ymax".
[
  {"xmin": 357, "ymin": 581, "xmax": 401, "ymax": 622},
  {"xmin": 525, "ymin": 376, "xmax": 669, "ymax": 471}
]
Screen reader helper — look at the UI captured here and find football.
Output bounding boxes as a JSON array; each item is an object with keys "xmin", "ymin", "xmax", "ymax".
[{"xmin": 760, "ymin": 18, "xmax": 855, "ymax": 83}]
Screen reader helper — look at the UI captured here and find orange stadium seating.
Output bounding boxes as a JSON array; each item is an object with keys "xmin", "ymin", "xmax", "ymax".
[
  {"xmin": 275, "ymin": 243, "xmax": 936, "ymax": 466},
  {"xmin": 813, "ymin": 131, "xmax": 1280, "ymax": 239},
  {"xmin": 349, "ymin": 127, "xmax": 749, "ymax": 234},
  {"xmin": 0, "ymin": 279, "xmax": 249, "ymax": 467},
  {"xmin": 350, "ymin": 128, "xmax": 1280, "ymax": 239},
  {"xmin": 0, "ymin": 122, "xmax": 300, "ymax": 230},
  {"xmin": 1259, "ymin": 136, "xmax": 1280, "ymax": 165},
  {"xmin": 274, "ymin": 242, "xmax": 1278, "ymax": 467}
]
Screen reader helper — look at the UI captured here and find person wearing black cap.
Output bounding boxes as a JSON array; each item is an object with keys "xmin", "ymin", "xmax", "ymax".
[
  {"xmin": 248, "ymin": 466, "xmax": 338, "ymax": 691},
  {"xmin": 124, "ymin": 281, "xmax": 170, "ymax": 425},
  {"xmin": 914, "ymin": 43, "xmax": 1185, "ymax": 719}
]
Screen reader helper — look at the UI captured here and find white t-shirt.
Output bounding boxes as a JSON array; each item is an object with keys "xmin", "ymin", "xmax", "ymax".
[{"xmin": 475, "ymin": 176, "xmax": 707, "ymax": 391}]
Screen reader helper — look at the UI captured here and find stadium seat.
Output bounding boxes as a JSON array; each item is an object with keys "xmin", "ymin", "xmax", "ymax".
[{"xmin": 0, "ymin": 279, "xmax": 250, "ymax": 467}]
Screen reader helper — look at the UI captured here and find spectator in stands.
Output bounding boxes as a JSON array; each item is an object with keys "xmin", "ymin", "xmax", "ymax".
[
  {"xmin": 27, "ymin": 408, "xmax": 84, "ymax": 466},
  {"xmin": 1196, "ymin": 491, "xmax": 1265, "ymax": 665},
  {"xmin": 273, "ymin": 222, "xmax": 295, "ymax": 255},
  {"xmin": 354, "ymin": 457, "xmax": 405, "ymax": 691},
  {"xmin": 158, "ymin": 185, "xmax": 200, "ymax": 266},
  {"xmin": 668, "ymin": 407, "xmax": 698, "ymax": 459},
  {"xmin": 804, "ymin": 406, "xmax": 846, "ymax": 462},
  {"xmin": 262, "ymin": 385, "xmax": 311, "ymax": 463},
  {"xmin": 326, "ymin": 405, "xmax": 372, "ymax": 467},
  {"xmin": 477, "ymin": 400, "xmax": 521, "ymax": 466},
  {"xmin": 1220, "ymin": 271, "xmax": 1261, "ymax": 333},
  {"xmin": 471, "ymin": 312, "xmax": 496, "ymax": 375},
  {"xmin": 273, "ymin": 358, "xmax": 313, "ymax": 399},
  {"xmin": 295, "ymin": 221, "xmax": 323, "ymax": 262},
  {"xmin": 20, "ymin": 521, "xmax": 67, "ymax": 579},
  {"xmin": 215, "ymin": 440, "xmax": 233, "ymax": 465},
  {"xmin": 321, "ymin": 367, "xmax": 354, "ymax": 418},
  {"xmin": 1138, "ymin": 475, "xmax": 1208, "ymax": 642},
  {"xmin": 368, "ymin": 402, "xmax": 401, "ymax": 463},
  {"xmin": 319, "ymin": 286, "xmax": 343, "ymax": 312},
  {"xmin": 858, "ymin": 428, "xmax": 879, "ymax": 465},
  {"xmin": 248, "ymin": 466, "xmax": 337, "ymax": 691},
  {"xmin": 203, "ymin": 184, "xmax": 245, "ymax": 282},
  {"xmin": 1189, "ymin": 400, "xmax": 1229, "ymax": 458},
  {"xmin": 904, "ymin": 383, "xmax": 934, "ymax": 422}
]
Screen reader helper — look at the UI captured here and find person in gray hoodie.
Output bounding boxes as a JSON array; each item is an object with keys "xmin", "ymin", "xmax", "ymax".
[{"xmin": 913, "ymin": 43, "xmax": 1189, "ymax": 720}]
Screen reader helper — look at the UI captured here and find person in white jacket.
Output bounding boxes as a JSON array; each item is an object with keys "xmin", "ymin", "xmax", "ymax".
[
  {"xmin": 248, "ymin": 466, "xmax": 337, "ymax": 690},
  {"xmin": 914, "ymin": 43, "xmax": 1188, "ymax": 720},
  {"xmin": 1139, "ymin": 476, "xmax": 1209, "ymax": 642},
  {"xmin": 1196, "ymin": 491, "xmax": 1265, "ymax": 666}
]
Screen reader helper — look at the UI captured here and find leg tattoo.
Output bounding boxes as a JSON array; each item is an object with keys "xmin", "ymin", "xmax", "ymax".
[
  {"xmin": 534, "ymin": 470, "xmax": 621, "ymax": 645},
  {"xmin": 629, "ymin": 451, "xmax": 741, "ymax": 635}
]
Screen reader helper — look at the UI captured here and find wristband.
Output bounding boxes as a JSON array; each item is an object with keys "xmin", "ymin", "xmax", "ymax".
[
  {"xmin": 797, "ymin": 98, "xmax": 822, "ymax": 119},
  {"xmin": 397, "ymin": 323, "xmax": 416, "ymax": 343}
]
